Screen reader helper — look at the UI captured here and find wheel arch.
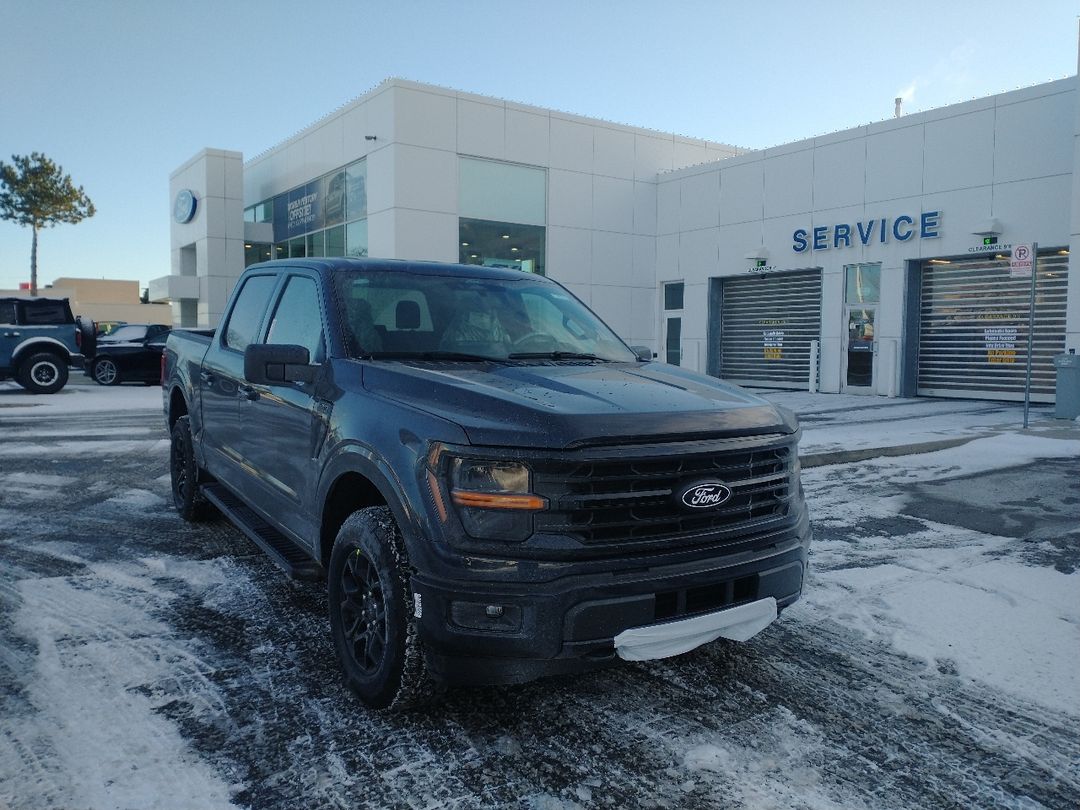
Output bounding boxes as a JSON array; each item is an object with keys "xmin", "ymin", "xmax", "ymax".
[
  {"xmin": 318, "ymin": 448, "xmax": 419, "ymax": 570},
  {"xmin": 12, "ymin": 338, "xmax": 72, "ymax": 364}
]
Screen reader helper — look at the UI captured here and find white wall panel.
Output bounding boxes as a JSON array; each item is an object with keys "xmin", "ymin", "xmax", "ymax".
[
  {"xmin": 679, "ymin": 171, "xmax": 720, "ymax": 232},
  {"xmin": 394, "ymin": 145, "xmax": 457, "ymax": 214},
  {"xmin": 395, "ymin": 88, "xmax": 455, "ymax": 151},
  {"xmin": 866, "ymin": 124, "xmax": 923, "ymax": 202},
  {"xmin": 764, "ymin": 149, "xmax": 813, "ymax": 217},
  {"xmin": 813, "ymin": 138, "xmax": 865, "ymax": 211},
  {"xmin": 719, "ymin": 160, "xmax": 763, "ymax": 225},
  {"xmin": 923, "ymin": 109, "xmax": 995, "ymax": 193},
  {"xmin": 546, "ymin": 225, "xmax": 592, "ymax": 284},
  {"xmin": 549, "ymin": 117, "xmax": 594, "ymax": 173},
  {"xmin": 633, "ymin": 181, "xmax": 657, "ymax": 235},
  {"xmin": 593, "ymin": 127, "xmax": 635, "ymax": 179},
  {"xmin": 505, "ymin": 108, "xmax": 549, "ymax": 166},
  {"xmin": 394, "ymin": 209, "xmax": 458, "ymax": 262},
  {"xmin": 591, "ymin": 231, "xmax": 634, "ymax": 286},
  {"xmin": 548, "ymin": 169, "xmax": 593, "ymax": 228},
  {"xmin": 656, "ymin": 180, "xmax": 680, "ymax": 235},
  {"xmin": 593, "ymin": 175, "xmax": 635, "ymax": 233},
  {"xmin": 635, "ymin": 134, "xmax": 674, "ymax": 179},
  {"xmin": 994, "ymin": 93, "xmax": 1074, "ymax": 183},
  {"xmin": 458, "ymin": 99, "xmax": 505, "ymax": 160}
]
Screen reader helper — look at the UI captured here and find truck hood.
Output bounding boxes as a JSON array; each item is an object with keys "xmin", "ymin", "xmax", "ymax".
[{"xmin": 359, "ymin": 360, "xmax": 793, "ymax": 448}]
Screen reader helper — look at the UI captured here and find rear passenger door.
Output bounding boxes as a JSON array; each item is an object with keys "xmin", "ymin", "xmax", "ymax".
[
  {"xmin": 200, "ymin": 274, "xmax": 278, "ymax": 500},
  {"xmin": 237, "ymin": 272, "xmax": 327, "ymax": 546}
]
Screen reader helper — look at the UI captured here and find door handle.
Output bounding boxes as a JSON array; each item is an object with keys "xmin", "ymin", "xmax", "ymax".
[
  {"xmin": 3, "ymin": 331, "xmax": 19, "ymax": 338},
  {"xmin": 199, "ymin": 370, "xmax": 215, "ymax": 385},
  {"xmin": 238, "ymin": 384, "xmax": 259, "ymax": 401}
]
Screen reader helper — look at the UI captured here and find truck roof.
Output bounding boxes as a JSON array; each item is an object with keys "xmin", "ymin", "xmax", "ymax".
[
  {"xmin": 244, "ymin": 257, "xmax": 547, "ymax": 283},
  {"xmin": 0, "ymin": 296, "xmax": 71, "ymax": 304}
]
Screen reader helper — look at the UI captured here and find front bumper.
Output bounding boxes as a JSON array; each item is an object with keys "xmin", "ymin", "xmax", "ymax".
[{"xmin": 412, "ymin": 509, "xmax": 812, "ymax": 686}]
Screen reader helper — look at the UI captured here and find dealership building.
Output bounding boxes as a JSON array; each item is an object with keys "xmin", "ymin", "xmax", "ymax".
[{"xmin": 155, "ymin": 68, "xmax": 1080, "ymax": 402}]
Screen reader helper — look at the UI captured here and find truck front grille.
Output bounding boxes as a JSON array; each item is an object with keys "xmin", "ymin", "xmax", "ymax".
[{"xmin": 530, "ymin": 435, "xmax": 795, "ymax": 551}]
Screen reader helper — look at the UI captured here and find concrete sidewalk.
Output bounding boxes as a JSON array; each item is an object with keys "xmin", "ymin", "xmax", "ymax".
[{"xmin": 756, "ymin": 389, "xmax": 1080, "ymax": 467}]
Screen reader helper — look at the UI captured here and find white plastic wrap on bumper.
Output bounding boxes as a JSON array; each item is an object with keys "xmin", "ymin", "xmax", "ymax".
[{"xmin": 613, "ymin": 597, "xmax": 778, "ymax": 661}]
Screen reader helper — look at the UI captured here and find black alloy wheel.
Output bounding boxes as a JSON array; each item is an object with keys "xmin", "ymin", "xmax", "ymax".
[
  {"xmin": 169, "ymin": 415, "xmax": 212, "ymax": 521},
  {"xmin": 93, "ymin": 357, "xmax": 120, "ymax": 386},
  {"xmin": 328, "ymin": 506, "xmax": 439, "ymax": 710},
  {"xmin": 340, "ymin": 550, "xmax": 388, "ymax": 675}
]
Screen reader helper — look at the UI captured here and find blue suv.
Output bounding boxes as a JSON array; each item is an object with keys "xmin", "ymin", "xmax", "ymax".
[{"xmin": 0, "ymin": 297, "xmax": 93, "ymax": 394}]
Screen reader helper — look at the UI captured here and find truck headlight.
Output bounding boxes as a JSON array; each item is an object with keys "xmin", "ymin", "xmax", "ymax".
[{"xmin": 445, "ymin": 458, "xmax": 546, "ymax": 541}]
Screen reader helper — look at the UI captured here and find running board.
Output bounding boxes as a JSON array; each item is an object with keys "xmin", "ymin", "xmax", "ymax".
[{"xmin": 202, "ymin": 483, "xmax": 324, "ymax": 581}]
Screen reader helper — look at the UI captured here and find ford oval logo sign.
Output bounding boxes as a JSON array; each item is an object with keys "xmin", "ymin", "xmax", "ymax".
[{"xmin": 680, "ymin": 481, "xmax": 733, "ymax": 509}]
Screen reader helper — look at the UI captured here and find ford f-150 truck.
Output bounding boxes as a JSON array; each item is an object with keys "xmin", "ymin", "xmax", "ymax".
[{"xmin": 162, "ymin": 258, "xmax": 811, "ymax": 709}]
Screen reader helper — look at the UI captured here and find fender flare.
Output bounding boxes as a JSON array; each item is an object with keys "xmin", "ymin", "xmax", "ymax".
[
  {"xmin": 317, "ymin": 442, "xmax": 424, "ymax": 564},
  {"xmin": 12, "ymin": 337, "xmax": 73, "ymax": 363}
]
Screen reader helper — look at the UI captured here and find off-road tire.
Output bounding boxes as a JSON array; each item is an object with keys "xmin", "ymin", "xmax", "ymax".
[
  {"xmin": 92, "ymin": 357, "xmax": 121, "ymax": 386},
  {"xmin": 328, "ymin": 506, "xmax": 440, "ymax": 711},
  {"xmin": 17, "ymin": 352, "xmax": 68, "ymax": 394},
  {"xmin": 169, "ymin": 415, "xmax": 213, "ymax": 521}
]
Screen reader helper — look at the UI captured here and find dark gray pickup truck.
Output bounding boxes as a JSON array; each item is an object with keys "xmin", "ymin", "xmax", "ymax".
[{"xmin": 162, "ymin": 257, "xmax": 811, "ymax": 709}]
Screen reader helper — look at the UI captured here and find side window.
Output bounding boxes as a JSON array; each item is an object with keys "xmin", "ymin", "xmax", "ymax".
[
  {"xmin": 0, "ymin": 302, "xmax": 15, "ymax": 325},
  {"xmin": 265, "ymin": 276, "xmax": 324, "ymax": 361},
  {"xmin": 224, "ymin": 275, "xmax": 277, "ymax": 352}
]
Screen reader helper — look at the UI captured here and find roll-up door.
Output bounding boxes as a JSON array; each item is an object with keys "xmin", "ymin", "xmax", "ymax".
[
  {"xmin": 716, "ymin": 270, "xmax": 822, "ymax": 389},
  {"xmin": 917, "ymin": 252, "xmax": 1068, "ymax": 402}
]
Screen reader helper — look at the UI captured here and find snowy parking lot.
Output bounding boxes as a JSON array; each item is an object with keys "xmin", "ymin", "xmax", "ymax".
[{"xmin": 1, "ymin": 382, "xmax": 1078, "ymax": 809}]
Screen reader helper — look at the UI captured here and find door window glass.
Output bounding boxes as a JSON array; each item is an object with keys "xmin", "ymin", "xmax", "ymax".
[
  {"xmin": 846, "ymin": 307, "xmax": 875, "ymax": 386},
  {"xmin": 665, "ymin": 317, "xmax": 682, "ymax": 365},
  {"xmin": 0, "ymin": 302, "xmax": 16, "ymax": 324},
  {"xmin": 265, "ymin": 276, "xmax": 324, "ymax": 362},
  {"xmin": 845, "ymin": 263, "xmax": 881, "ymax": 303},
  {"xmin": 224, "ymin": 275, "xmax": 276, "ymax": 352}
]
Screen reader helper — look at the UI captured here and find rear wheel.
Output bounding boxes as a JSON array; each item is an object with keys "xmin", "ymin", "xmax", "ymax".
[
  {"xmin": 169, "ymin": 415, "xmax": 212, "ymax": 521},
  {"xmin": 328, "ymin": 506, "xmax": 439, "ymax": 710},
  {"xmin": 92, "ymin": 357, "xmax": 121, "ymax": 386},
  {"xmin": 17, "ymin": 352, "xmax": 68, "ymax": 394}
]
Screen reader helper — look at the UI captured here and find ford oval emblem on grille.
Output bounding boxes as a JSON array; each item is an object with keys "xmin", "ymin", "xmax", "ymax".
[{"xmin": 679, "ymin": 481, "xmax": 733, "ymax": 509}]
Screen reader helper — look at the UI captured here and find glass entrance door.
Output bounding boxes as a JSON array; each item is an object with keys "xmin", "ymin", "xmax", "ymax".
[{"xmin": 844, "ymin": 305, "xmax": 876, "ymax": 389}]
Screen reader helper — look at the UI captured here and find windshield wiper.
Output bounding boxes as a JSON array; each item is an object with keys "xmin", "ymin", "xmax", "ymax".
[
  {"xmin": 506, "ymin": 351, "xmax": 610, "ymax": 361},
  {"xmin": 366, "ymin": 351, "xmax": 506, "ymax": 363}
]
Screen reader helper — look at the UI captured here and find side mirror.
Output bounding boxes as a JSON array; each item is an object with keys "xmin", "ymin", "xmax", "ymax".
[
  {"xmin": 630, "ymin": 345, "xmax": 654, "ymax": 362},
  {"xmin": 244, "ymin": 344, "xmax": 316, "ymax": 385}
]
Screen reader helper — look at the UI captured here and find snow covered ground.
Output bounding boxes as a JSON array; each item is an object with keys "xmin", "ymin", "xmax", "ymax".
[{"xmin": 0, "ymin": 386, "xmax": 1078, "ymax": 809}]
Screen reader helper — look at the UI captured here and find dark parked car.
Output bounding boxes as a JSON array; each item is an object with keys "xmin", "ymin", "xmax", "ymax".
[{"xmin": 86, "ymin": 323, "xmax": 171, "ymax": 385}]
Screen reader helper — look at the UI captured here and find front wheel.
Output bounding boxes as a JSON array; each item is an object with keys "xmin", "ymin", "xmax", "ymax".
[
  {"xmin": 328, "ymin": 506, "xmax": 439, "ymax": 710},
  {"xmin": 17, "ymin": 352, "xmax": 68, "ymax": 394},
  {"xmin": 169, "ymin": 415, "xmax": 212, "ymax": 521},
  {"xmin": 92, "ymin": 357, "xmax": 121, "ymax": 386}
]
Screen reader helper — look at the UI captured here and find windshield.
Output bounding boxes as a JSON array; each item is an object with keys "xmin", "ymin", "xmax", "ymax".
[
  {"xmin": 333, "ymin": 270, "xmax": 636, "ymax": 363},
  {"xmin": 102, "ymin": 325, "xmax": 149, "ymax": 342}
]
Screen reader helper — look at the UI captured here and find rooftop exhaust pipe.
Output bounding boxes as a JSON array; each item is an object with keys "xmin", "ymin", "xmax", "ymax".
[{"xmin": 894, "ymin": 97, "xmax": 903, "ymax": 118}]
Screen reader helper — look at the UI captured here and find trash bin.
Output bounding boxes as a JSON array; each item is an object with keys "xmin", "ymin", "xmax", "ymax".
[{"xmin": 1054, "ymin": 351, "xmax": 1080, "ymax": 419}]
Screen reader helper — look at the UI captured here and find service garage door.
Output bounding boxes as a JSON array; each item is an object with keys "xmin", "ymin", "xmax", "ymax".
[
  {"xmin": 917, "ymin": 252, "xmax": 1069, "ymax": 402},
  {"xmin": 715, "ymin": 270, "xmax": 822, "ymax": 389}
]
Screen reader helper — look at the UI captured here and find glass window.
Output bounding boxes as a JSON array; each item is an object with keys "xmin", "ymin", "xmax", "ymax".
[
  {"xmin": 459, "ymin": 158, "xmax": 546, "ymax": 226},
  {"xmin": 459, "ymin": 218, "xmax": 545, "ymax": 275},
  {"xmin": 265, "ymin": 275, "xmax": 324, "ymax": 362},
  {"xmin": 665, "ymin": 317, "xmax": 682, "ymax": 365},
  {"xmin": 0, "ymin": 301, "xmax": 16, "ymax": 324},
  {"xmin": 346, "ymin": 219, "xmax": 368, "ymax": 258},
  {"xmin": 105, "ymin": 325, "xmax": 150, "ymax": 342},
  {"xmin": 257, "ymin": 200, "xmax": 273, "ymax": 223},
  {"xmin": 325, "ymin": 225, "xmax": 345, "ymax": 257},
  {"xmin": 346, "ymin": 161, "xmax": 367, "ymax": 221},
  {"xmin": 244, "ymin": 206, "xmax": 256, "ymax": 223},
  {"xmin": 307, "ymin": 231, "xmax": 324, "ymax": 257},
  {"xmin": 324, "ymin": 171, "xmax": 346, "ymax": 227},
  {"xmin": 245, "ymin": 242, "xmax": 272, "ymax": 267},
  {"xmin": 664, "ymin": 282, "xmax": 684, "ymax": 310},
  {"xmin": 19, "ymin": 300, "xmax": 73, "ymax": 324},
  {"xmin": 274, "ymin": 243, "xmax": 288, "ymax": 259},
  {"xmin": 845, "ymin": 263, "xmax": 881, "ymax": 303},
  {"xmin": 289, "ymin": 237, "xmax": 306, "ymax": 259},
  {"xmin": 224, "ymin": 275, "xmax": 276, "ymax": 352}
]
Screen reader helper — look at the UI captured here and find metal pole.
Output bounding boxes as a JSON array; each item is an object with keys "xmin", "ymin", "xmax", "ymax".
[{"xmin": 1023, "ymin": 242, "xmax": 1038, "ymax": 428}]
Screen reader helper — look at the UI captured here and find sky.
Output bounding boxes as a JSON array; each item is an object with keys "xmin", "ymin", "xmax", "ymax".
[{"xmin": 1, "ymin": 0, "xmax": 1078, "ymax": 292}]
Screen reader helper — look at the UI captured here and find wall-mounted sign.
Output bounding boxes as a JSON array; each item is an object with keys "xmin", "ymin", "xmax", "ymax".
[
  {"xmin": 968, "ymin": 241, "xmax": 1011, "ymax": 255},
  {"xmin": 793, "ymin": 211, "xmax": 940, "ymax": 253},
  {"xmin": 1009, "ymin": 243, "xmax": 1034, "ymax": 279},
  {"xmin": 985, "ymin": 325, "xmax": 1018, "ymax": 363},
  {"xmin": 173, "ymin": 189, "xmax": 197, "ymax": 224}
]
